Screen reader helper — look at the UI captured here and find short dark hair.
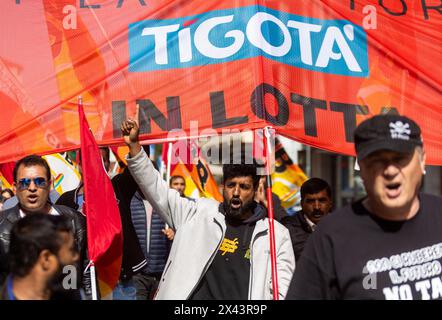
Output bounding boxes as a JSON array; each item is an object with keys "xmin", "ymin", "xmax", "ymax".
[
  {"xmin": 1, "ymin": 188, "xmax": 14, "ymax": 198},
  {"xmin": 99, "ymin": 147, "xmax": 110, "ymax": 160},
  {"xmin": 79, "ymin": 148, "xmax": 111, "ymax": 171},
  {"xmin": 8, "ymin": 213, "xmax": 73, "ymax": 278},
  {"xmin": 13, "ymin": 155, "xmax": 51, "ymax": 182},
  {"xmin": 170, "ymin": 175, "xmax": 185, "ymax": 187},
  {"xmin": 223, "ymin": 164, "xmax": 260, "ymax": 189},
  {"xmin": 301, "ymin": 178, "xmax": 331, "ymax": 200},
  {"xmin": 99, "ymin": 147, "xmax": 111, "ymax": 172}
]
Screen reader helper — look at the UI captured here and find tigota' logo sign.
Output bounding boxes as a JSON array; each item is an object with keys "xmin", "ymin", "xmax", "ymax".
[{"xmin": 129, "ymin": 5, "xmax": 369, "ymax": 77}]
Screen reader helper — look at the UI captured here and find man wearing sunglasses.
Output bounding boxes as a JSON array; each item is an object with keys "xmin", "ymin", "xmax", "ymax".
[{"xmin": 0, "ymin": 155, "xmax": 88, "ymax": 299}]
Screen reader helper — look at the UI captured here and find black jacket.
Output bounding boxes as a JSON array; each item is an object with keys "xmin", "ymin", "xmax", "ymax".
[
  {"xmin": 55, "ymin": 184, "xmax": 83, "ymax": 211},
  {"xmin": 0, "ymin": 204, "xmax": 88, "ymax": 295},
  {"xmin": 111, "ymin": 169, "xmax": 148, "ymax": 279},
  {"xmin": 281, "ymin": 211, "xmax": 314, "ymax": 261}
]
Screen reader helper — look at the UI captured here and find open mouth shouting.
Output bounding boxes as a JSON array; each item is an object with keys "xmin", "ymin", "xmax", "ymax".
[
  {"xmin": 385, "ymin": 182, "xmax": 402, "ymax": 199},
  {"xmin": 230, "ymin": 197, "xmax": 242, "ymax": 210},
  {"xmin": 26, "ymin": 193, "xmax": 40, "ymax": 205},
  {"xmin": 312, "ymin": 210, "xmax": 324, "ymax": 219}
]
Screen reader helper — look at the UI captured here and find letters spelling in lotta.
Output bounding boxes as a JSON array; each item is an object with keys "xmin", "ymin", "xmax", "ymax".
[{"xmin": 129, "ymin": 5, "xmax": 369, "ymax": 77}]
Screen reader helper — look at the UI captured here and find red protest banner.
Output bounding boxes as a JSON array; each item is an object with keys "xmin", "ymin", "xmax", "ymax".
[{"xmin": 0, "ymin": 1, "xmax": 440, "ymax": 163}]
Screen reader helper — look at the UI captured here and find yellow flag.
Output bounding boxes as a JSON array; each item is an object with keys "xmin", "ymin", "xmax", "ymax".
[{"xmin": 271, "ymin": 139, "xmax": 308, "ymax": 209}]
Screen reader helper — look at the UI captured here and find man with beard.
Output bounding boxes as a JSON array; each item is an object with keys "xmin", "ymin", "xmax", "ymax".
[
  {"xmin": 1, "ymin": 213, "xmax": 79, "ymax": 300},
  {"xmin": 0, "ymin": 155, "xmax": 88, "ymax": 299},
  {"xmin": 120, "ymin": 116, "xmax": 295, "ymax": 300},
  {"xmin": 281, "ymin": 178, "xmax": 332, "ymax": 261}
]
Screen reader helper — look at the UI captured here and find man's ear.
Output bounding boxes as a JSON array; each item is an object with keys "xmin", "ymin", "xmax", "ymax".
[
  {"xmin": 39, "ymin": 249, "xmax": 56, "ymax": 272},
  {"xmin": 420, "ymin": 149, "xmax": 426, "ymax": 175},
  {"xmin": 12, "ymin": 183, "xmax": 17, "ymax": 194}
]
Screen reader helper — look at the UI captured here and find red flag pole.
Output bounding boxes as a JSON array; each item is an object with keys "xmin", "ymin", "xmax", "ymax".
[{"xmin": 263, "ymin": 126, "xmax": 279, "ymax": 300}]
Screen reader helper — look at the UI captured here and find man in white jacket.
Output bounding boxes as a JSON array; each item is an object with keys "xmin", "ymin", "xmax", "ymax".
[{"xmin": 121, "ymin": 117, "xmax": 295, "ymax": 300}]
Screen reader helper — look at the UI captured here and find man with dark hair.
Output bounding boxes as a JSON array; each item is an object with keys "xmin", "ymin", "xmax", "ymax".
[
  {"xmin": 281, "ymin": 178, "xmax": 332, "ymax": 261},
  {"xmin": 1, "ymin": 189, "xmax": 14, "ymax": 202},
  {"xmin": 12, "ymin": 154, "xmax": 52, "ymax": 184},
  {"xmin": 120, "ymin": 117, "xmax": 295, "ymax": 300},
  {"xmin": 2, "ymin": 155, "xmax": 59, "ymax": 211},
  {"xmin": 169, "ymin": 175, "xmax": 186, "ymax": 198},
  {"xmin": 100, "ymin": 147, "xmax": 111, "ymax": 174},
  {"xmin": 0, "ymin": 155, "xmax": 88, "ymax": 298},
  {"xmin": 56, "ymin": 147, "xmax": 111, "ymax": 212},
  {"xmin": 1, "ymin": 214, "xmax": 79, "ymax": 300},
  {"xmin": 255, "ymin": 176, "xmax": 288, "ymax": 222},
  {"xmin": 287, "ymin": 114, "xmax": 442, "ymax": 300},
  {"xmin": 0, "ymin": 189, "xmax": 14, "ymax": 211},
  {"xmin": 2, "ymin": 156, "xmax": 60, "ymax": 211}
]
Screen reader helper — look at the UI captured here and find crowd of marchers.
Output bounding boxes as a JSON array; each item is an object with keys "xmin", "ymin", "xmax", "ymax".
[{"xmin": 1, "ymin": 114, "xmax": 441, "ymax": 301}]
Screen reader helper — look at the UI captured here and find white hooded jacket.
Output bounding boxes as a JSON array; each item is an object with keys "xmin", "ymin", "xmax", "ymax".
[{"xmin": 127, "ymin": 149, "xmax": 295, "ymax": 300}]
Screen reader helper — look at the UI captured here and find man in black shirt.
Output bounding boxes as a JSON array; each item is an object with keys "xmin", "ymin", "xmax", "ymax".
[
  {"xmin": 287, "ymin": 114, "xmax": 442, "ymax": 300},
  {"xmin": 190, "ymin": 201, "xmax": 267, "ymax": 300}
]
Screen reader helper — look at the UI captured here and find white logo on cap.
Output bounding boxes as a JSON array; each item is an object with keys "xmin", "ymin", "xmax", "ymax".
[{"xmin": 389, "ymin": 121, "xmax": 410, "ymax": 140}]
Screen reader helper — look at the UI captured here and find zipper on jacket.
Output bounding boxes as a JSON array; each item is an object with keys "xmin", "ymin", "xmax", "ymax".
[
  {"xmin": 248, "ymin": 229, "xmax": 268, "ymax": 300},
  {"xmin": 186, "ymin": 218, "xmax": 224, "ymax": 299}
]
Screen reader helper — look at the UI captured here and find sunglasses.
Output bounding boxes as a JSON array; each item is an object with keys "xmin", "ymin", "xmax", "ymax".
[{"xmin": 17, "ymin": 177, "xmax": 48, "ymax": 190}]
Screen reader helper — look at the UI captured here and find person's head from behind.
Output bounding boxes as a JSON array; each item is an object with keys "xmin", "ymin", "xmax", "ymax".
[
  {"xmin": 354, "ymin": 114, "xmax": 425, "ymax": 217},
  {"xmin": 13, "ymin": 155, "xmax": 52, "ymax": 214},
  {"xmin": 99, "ymin": 147, "xmax": 110, "ymax": 173},
  {"xmin": 300, "ymin": 178, "xmax": 332, "ymax": 224},
  {"xmin": 9, "ymin": 213, "xmax": 79, "ymax": 298},
  {"xmin": 77, "ymin": 147, "xmax": 111, "ymax": 176},
  {"xmin": 1, "ymin": 188, "xmax": 14, "ymax": 201},
  {"xmin": 170, "ymin": 175, "xmax": 186, "ymax": 197},
  {"xmin": 222, "ymin": 163, "xmax": 260, "ymax": 220}
]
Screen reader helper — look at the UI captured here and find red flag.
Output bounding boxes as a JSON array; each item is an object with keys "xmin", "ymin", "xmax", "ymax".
[
  {"xmin": 0, "ymin": 162, "xmax": 15, "ymax": 186},
  {"xmin": 78, "ymin": 101, "xmax": 122, "ymax": 297}
]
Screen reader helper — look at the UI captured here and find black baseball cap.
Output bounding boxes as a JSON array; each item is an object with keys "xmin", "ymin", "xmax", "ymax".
[{"xmin": 354, "ymin": 114, "xmax": 423, "ymax": 160}]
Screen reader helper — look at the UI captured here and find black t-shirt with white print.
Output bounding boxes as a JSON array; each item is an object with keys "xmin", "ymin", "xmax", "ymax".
[
  {"xmin": 287, "ymin": 193, "xmax": 442, "ymax": 300},
  {"xmin": 190, "ymin": 203, "xmax": 266, "ymax": 300}
]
